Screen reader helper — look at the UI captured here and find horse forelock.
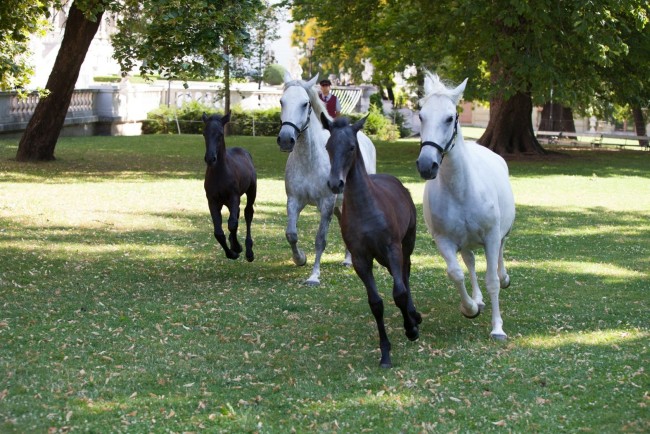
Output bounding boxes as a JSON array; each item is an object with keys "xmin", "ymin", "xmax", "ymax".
[
  {"xmin": 419, "ymin": 72, "xmax": 460, "ymax": 107},
  {"xmin": 284, "ymin": 79, "xmax": 332, "ymax": 124}
]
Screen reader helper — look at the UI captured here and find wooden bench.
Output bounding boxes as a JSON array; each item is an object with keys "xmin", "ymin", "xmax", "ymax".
[{"xmin": 536, "ymin": 130, "xmax": 649, "ymax": 150}]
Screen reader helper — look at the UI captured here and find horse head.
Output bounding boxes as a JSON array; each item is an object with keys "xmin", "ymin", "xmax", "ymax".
[
  {"xmin": 277, "ymin": 74, "xmax": 320, "ymax": 152},
  {"xmin": 203, "ymin": 111, "xmax": 230, "ymax": 167},
  {"xmin": 416, "ymin": 74, "xmax": 467, "ymax": 180},
  {"xmin": 322, "ymin": 114, "xmax": 367, "ymax": 194}
]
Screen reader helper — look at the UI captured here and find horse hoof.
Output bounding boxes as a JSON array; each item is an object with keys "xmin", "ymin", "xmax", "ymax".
[
  {"xmin": 461, "ymin": 304, "xmax": 481, "ymax": 319},
  {"xmin": 406, "ymin": 327, "xmax": 419, "ymax": 341},
  {"xmin": 293, "ymin": 252, "xmax": 307, "ymax": 266},
  {"xmin": 380, "ymin": 362, "xmax": 392, "ymax": 369},
  {"xmin": 500, "ymin": 275, "xmax": 511, "ymax": 289},
  {"xmin": 304, "ymin": 278, "xmax": 320, "ymax": 286},
  {"xmin": 412, "ymin": 311, "xmax": 423, "ymax": 325},
  {"xmin": 225, "ymin": 251, "xmax": 239, "ymax": 260},
  {"xmin": 490, "ymin": 333, "xmax": 507, "ymax": 341},
  {"xmin": 246, "ymin": 252, "xmax": 254, "ymax": 262}
]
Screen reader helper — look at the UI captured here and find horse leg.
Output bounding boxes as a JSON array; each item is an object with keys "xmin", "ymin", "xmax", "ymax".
[
  {"xmin": 305, "ymin": 197, "xmax": 335, "ymax": 285},
  {"xmin": 437, "ymin": 239, "xmax": 479, "ymax": 318},
  {"xmin": 387, "ymin": 245, "xmax": 419, "ymax": 342},
  {"xmin": 485, "ymin": 235, "xmax": 507, "ymax": 340},
  {"xmin": 401, "ymin": 235, "xmax": 422, "ymax": 326},
  {"xmin": 498, "ymin": 237, "xmax": 510, "ymax": 289},
  {"xmin": 226, "ymin": 197, "xmax": 243, "ymax": 255},
  {"xmin": 353, "ymin": 255, "xmax": 392, "ymax": 368},
  {"xmin": 208, "ymin": 199, "xmax": 238, "ymax": 259},
  {"xmin": 286, "ymin": 196, "xmax": 307, "ymax": 266},
  {"xmin": 460, "ymin": 249, "xmax": 485, "ymax": 313},
  {"xmin": 244, "ymin": 184, "xmax": 256, "ymax": 262},
  {"xmin": 333, "ymin": 205, "xmax": 352, "ymax": 266}
]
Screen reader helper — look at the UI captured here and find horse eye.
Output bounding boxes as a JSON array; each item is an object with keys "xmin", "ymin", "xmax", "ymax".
[{"xmin": 446, "ymin": 116, "xmax": 454, "ymax": 123}]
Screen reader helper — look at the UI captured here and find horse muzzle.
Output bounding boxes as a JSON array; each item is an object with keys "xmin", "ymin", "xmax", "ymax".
[
  {"xmin": 416, "ymin": 158, "xmax": 439, "ymax": 180},
  {"xmin": 327, "ymin": 178, "xmax": 345, "ymax": 194},
  {"xmin": 205, "ymin": 153, "xmax": 217, "ymax": 167},
  {"xmin": 277, "ymin": 126, "xmax": 296, "ymax": 152}
]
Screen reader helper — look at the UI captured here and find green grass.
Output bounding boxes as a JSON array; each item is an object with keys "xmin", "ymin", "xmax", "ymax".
[{"xmin": 0, "ymin": 135, "xmax": 648, "ymax": 433}]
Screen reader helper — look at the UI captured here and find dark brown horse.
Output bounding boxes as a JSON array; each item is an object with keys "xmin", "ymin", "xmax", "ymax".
[
  {"xmin": 203, "ymin": 112, "xmax": 256, "ymax": 261},
  {"xmin": 322, "ymin": 115, "xmax": 421, "ymax": 368}
]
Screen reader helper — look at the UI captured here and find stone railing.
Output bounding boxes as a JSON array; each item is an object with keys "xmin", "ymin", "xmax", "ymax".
[
  {"xmin": 0, "ymin": 89, "xmax": 99, "ymax": 135},
  {"xmin": 0, "ymin": 82, "xmax": 369, "ymax": 137}
]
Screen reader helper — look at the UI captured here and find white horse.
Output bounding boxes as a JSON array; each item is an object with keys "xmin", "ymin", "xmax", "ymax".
[
  {"xmin": 415, "ymin": 73, "xmax": 515, "ymax": 340},
  {"xmin": 277, "ymin": 73, "xmax": 377, "ymax": 285}
]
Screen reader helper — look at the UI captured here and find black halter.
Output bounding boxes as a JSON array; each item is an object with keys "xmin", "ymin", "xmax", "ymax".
[
  {"xmin": 420, "ymin": 112, "xmax": 459, "ymax": 159},
  {"xmin": 280, "ymin": 103, "xmax": 312, "ymax": 137}
]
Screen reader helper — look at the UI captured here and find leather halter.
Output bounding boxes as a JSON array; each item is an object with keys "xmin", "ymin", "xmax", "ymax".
[
  {"xmin": 420, "ymin": 112, "xmax": 459, "ymax": 159},
  {"xmin": 280, "ymin": 103, "xmax": 312, "ymax": 137}
]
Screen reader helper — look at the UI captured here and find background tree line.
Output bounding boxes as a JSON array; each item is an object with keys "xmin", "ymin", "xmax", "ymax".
[
  {"xmin": 1, "ymin": 0, "xmax": 648, "ymax": 160},
  {"xmin": 290, "ymin": 0, "xmax": 650, "ymax": 154}
]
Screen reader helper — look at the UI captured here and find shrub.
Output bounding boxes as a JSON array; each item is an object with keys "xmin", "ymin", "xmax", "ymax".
[
  {"xmin": 349, "ymin": 105, "xmax": 400, "ymax": 141},
  {"xmin": 143, "ymin": 102, "xmax": 282, "ymax": 136},
  {"xmin": 142, "ymin": 101, "xmax": 217, "ymax": 135},
  {"xmin": 263, "ymin": 64, "xmax": 287, "ymax": 86}
]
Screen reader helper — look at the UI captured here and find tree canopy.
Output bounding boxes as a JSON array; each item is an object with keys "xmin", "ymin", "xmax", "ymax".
[
  {"xmin": 293, "ymin": 0, "xmax": 648, "ymax": 110},
  {"xmin": 0, "ymin": 0, "xmax": 55, "ymax": 91}
]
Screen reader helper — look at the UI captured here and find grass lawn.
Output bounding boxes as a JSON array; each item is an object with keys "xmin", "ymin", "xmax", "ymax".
[{"xmin": 0, "ymin": 134, "xmax": 648, "ymax": 433}]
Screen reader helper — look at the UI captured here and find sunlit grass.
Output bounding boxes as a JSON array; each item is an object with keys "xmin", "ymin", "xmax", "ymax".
[{"xmin": 522, "ymin": 329, "xmax": 648, "ymax": 348}]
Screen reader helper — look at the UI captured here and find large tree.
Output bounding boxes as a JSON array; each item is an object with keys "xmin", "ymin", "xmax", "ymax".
[
  {"xmin": 10, "ymin": 0, "xmax": 264, "ymax": 162},
  {"xmin": 292, "ymin": 0, "xmax": 649, "ymax": 156},
  {"xmin": 16, "ymin": 0, "xmax": 106, "ymax": 162}
]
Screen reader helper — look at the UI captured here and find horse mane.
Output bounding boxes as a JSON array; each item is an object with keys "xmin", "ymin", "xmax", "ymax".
[
  {"xmin": 284, "ymin": 79, "xmax": 333, "ymax": 124},
  {"xmin": 419, "ymin": 71, "xmax": 463, "ymax": 106}
]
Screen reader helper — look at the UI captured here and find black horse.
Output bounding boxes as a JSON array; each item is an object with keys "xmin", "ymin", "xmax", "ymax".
[
  {"xmin": 322, "ymin": 115, "xmax": 421, "ymax": 368},
  {"xmin": 203, "ymin": 112, "xmax": 257, "ymax": 261}
]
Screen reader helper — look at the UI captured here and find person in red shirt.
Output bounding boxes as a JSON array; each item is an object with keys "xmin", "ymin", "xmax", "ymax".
[{"xmin": 318, "ymin": 79, "xmax": 341, "ymax": 118}]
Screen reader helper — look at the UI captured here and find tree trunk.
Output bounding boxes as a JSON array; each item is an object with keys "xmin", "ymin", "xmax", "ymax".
[
  {"xmin": 16, "ymin": 1, "xmax": 104, "ymax": 162},
  {"xmin": 478, "ymin": 91, "xmax": 546, "ymax": 156},
  {"xmin": 632, "ymin": 106, "xmax": 648, "ymax": 148},
  {"xmin": 538, "ymin": 102, "xmax": 577, "ymax": 139}
]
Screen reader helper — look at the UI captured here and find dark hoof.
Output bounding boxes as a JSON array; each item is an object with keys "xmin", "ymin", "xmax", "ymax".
[
  {"xmin": 412, "ymin": 311, "xmax": 423, "ymax": 325},
  {"xmin": 380, "ymin": 362, "xmax": 392, "ymax": 369},
  {"xmin": 225, "ymin": 250, "xmax": 240, "ymax": 260},
  {"xmin": 246, "ymin": 252, "xmax": 254, "ymax": 262},
  {"xmin": 500, "ymin": 276, "xmax": 511, "ymax": 289},
  {"xmin": 406, "ymin": 327, "xmax": 419, "ymax": 341},
  {"xmin": 231, "ymin": 243, "xmax": 243, "ymax": 254},
  {"xmin": 491, "ymin": 333, "xmax": 507, "ymax": 341},
  {"xmin": 293, "ymin": 252, "xmax": 307, "ymax": 267}
]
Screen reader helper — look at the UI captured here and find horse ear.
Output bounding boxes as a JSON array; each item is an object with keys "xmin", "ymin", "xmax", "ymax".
[
  {"xmin": 352, "ymin": 115, "xmax": 368, "ymax": 133},
  {"xmin": 307, "ymin": 73, "xmax": 319, "ymax": 88},
  {"xmin": 283, "ymin": 69, "xmax": 293, "ymax": 84},
  {"xmin": 202, "ymin": 112, "xmax": 209, "ymax": 123},
  {"xmin": 320, "ymin": 112, "xmax": 331, "ymax": 131},
  {"xmin": 452, "ymin": 78, "xmax": 468, "ymax": 105},
  {"xmin": 222, "ymin": 111, "xmax": 231, "ymax": 125}
]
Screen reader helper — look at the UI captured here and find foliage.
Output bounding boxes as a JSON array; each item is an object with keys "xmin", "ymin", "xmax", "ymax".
[
  {"xmin": 142, "ymin": 102, "xmax": 281, "ymax": 136},
  {"xmin": 111, "ymin": 0, "xmax": 264, "ymax": 82},
  {"xmin": 142, "ymin": 101, "xmax": 216, "ymax": 135},
  {"xmin": 0, "ymin": 0, "xmax": 55, "ymax": 90},
  {"xmin": 349, "ymin": 104, "xmax": 401, "ymax": 141},
  {"xmin": 263, "ymin": 64, "xmax": 287, "ymax": 86},
  {"xmin": 291, "ymin": 0, "xmax": 650, "ymax": 111},
  {"xmin": 0, "ymin": 135, "xmax": 648, "ymax": 432}
]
